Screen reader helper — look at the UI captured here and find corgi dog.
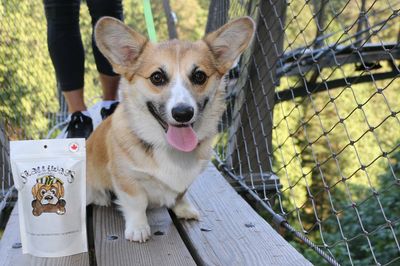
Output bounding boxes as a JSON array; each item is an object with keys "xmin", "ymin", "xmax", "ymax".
[{"xmin": 86, "ymin": 16, "xmax": 255, "ymax": 242}]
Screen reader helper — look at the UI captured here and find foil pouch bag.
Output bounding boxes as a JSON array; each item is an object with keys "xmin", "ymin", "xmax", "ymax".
[{"xmin": 10, "ymin": 139, "xmax": 87, "ymax": 257}]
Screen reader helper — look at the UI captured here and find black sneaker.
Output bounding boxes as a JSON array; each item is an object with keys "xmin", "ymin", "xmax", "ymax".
[
  {"xmin": 66, "ymin": 111, "xmax": 93, "ymax": 139},
  {"xmin": 100, "ymin": 102, "xmax": 119, "ymax": 120}
]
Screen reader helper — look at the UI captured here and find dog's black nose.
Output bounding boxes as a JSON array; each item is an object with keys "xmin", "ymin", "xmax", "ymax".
[
  {"xmin": 45, "ymin": 195, "xmax": 53, "ymax": 200},
  {"xmin": 172, "ymin": 104, "xmax": 194, "ymax": 123}
]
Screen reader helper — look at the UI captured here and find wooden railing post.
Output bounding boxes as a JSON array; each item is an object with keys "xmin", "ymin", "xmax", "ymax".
[
  {"xmin": 205, "ymin": 0, "xmax": 230, "ymax": 34},
  {"xmin": 227, "ymin": 1, "xmax": 286, "ymax": 184},
  {"xmin": 0, "ymin": 121, "xmax": 13, "ymax": 214}
]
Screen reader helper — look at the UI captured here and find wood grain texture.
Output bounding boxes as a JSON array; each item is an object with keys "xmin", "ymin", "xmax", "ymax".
[
  {"xmin": 176, "ymin": 164, "xmax": 312, "ymax": 266},
  {"xmin": 0, "ymin": 204, "xmax": 89, "ymax": 266},
  {"xmin": 93, "ymin": 206, "xmax": 196, "ymax": 266}
]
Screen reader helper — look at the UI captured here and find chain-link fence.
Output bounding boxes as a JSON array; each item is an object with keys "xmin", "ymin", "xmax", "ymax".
[
  {"xmin": 1, "ymin": 0, "xmax": 400, "ymax": 265},
  {"xmin": 211, "ymin": 0, "xmax": 400, "ymax": 265}
]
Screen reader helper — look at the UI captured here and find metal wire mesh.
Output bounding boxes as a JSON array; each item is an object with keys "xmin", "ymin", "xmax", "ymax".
[{"xmin": 212, "ymin": 0, "xmax": 400, "ymax": 265}]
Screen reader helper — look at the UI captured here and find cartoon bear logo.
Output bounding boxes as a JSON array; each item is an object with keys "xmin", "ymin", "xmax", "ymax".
[{"xmin": 31, "ymin": 175, "xmax": 66, "ymax": 216}]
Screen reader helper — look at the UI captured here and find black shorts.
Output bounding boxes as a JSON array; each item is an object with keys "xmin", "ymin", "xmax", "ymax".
[{"xmin": 44, "ymin": 0, "xmax": 123, "ymax": 91}]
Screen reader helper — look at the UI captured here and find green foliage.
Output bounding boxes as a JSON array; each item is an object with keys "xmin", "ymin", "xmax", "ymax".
[
  {"xmin": 272, "ymin": 1, "xmax": 400, "ymax": 264},
  {"xmin": 344, "ymin": 153, "xmax": 399, "ymax": 265},
  {"xmin": 0, "ymin": 1, "xmax": 57, "ymax": 139},
  {"xmin": 287, "ymin": 152, "xmax": 400, "ymax": 265},
  {"xmin": 172, "ymin": 0, "xmax": 208, "ymax": 40}
]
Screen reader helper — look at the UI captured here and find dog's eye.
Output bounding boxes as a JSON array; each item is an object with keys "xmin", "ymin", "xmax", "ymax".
[
  {"xmin": 40, "ymin": 189, "xmax": 46, "ymax": 195},
  {"xmin": 51, "ymin": 189, "xmax": 56, "ymax": 195},
  {"xmin": 150, "ymin": 71, "xmax": 167, "ymax": 86},
  {"xmin": 191, "ymin": 70, "xmax": 207, "ymax": 85}
]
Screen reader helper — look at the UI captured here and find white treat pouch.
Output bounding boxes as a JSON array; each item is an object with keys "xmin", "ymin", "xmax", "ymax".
[{"xmin": 10, "ymin": 139, "xmax": 87, "ymax": 257}]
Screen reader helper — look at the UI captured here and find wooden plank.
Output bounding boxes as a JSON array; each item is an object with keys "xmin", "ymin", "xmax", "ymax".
[
  {"xmin": 205, "ymin": 0, "xmax": 229, "ymax": 34},
  {"xmin": 175, "ymin": 164, "xmax": 312, "ymax": 266},
  {"xmin": 93, "ymin": 206, "xmax": 196, "ymax": 266},
  {"xmin": 0, "ymin": 204, "xmax": 89, "ymax": 266}
]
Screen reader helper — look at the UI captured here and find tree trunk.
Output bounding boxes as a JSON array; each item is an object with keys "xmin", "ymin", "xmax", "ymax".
[{"xmin": 162, "ymin": 0, "xmax": 178, "ymax": 39}]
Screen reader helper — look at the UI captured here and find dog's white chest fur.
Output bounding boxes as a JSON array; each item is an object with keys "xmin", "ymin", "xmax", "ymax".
[
  {"xmin": 139, "ymin": 178, "xmax": 179, "ymax": 208},
  {"xmin": 140, "ymin": 148, "xmax": 206, "ymax": 207}
]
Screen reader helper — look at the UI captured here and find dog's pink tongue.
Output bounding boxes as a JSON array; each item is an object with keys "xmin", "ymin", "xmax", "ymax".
[{"xmin": 166, "ymin": 125, "xmax": 198, "ymax": 152}]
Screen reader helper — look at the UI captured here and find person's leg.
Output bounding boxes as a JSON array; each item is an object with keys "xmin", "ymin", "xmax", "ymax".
[
  {"xmin": 44, "ymin": 0, "xmax": 93, "ymax": 138},
  {"xmin": 87, "ymin": 0, "xmax": 123, "ymax": 103},
  {"xmin": 44, "ymin": 0, "xmax": 87, "ymax": 113},
  {"xmin": 99, "ymin": 73, "xmax": 119, "ymax": 101},
  {"xmin": 63, "ymin": 89, "xmax": 86, "ymax": 113}
]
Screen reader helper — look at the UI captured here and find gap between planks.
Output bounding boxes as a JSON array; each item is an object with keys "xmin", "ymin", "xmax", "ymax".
[
  {"xmin": 174, "ymin": 163, "xmax": 313, "ymax": 266},
  {"xmin": 93, "ymin": 206, "xmax": 196, "ymax": 266}
]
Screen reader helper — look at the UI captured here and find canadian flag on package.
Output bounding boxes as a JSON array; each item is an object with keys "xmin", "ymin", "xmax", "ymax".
[{"xmin": 10, "ymin": 139, "xmax": 87, "ymax": 257}]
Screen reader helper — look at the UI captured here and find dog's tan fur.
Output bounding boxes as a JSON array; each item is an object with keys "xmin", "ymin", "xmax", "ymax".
[{"xmin": 87, "ymin": 16, "xmax": 255, "ymax": 242}]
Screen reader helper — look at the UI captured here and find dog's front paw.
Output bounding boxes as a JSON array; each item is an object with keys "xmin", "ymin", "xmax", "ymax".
[
  {"xmin": 173, "ymin": 203, "xmax": 200, "ymax": 220},
  {"xmin": 124, "ymin": 224, "xmax": 151, "ymax": 243},
  {"xmin": 88, "ymin": 189, "xmax": 111, "ymax": 207}
]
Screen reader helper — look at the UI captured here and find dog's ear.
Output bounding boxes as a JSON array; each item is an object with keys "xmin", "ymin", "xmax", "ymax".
[
  {"xmin": 58, "ymin": 183, "xmax": 64, "ymax": 198},
  {"xmin": 54, "ymin": 183, "xmax": 64, "ymax": 198},
  {"xmin": 95, "ymin": 17, "xmax": 148, "ymax": 74},
  {"xmin": 32, "ymin": 184, "xmax": 41, "ymax": 199},
  {"xmin": 204, "ymin": 16, "xmax": 255, "ymax": 74}
]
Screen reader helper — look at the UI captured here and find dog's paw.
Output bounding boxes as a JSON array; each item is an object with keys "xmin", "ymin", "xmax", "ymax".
[
  {"xmin": 124, "ymin": 224, "xmax": 151, "ymax": 243},
  {"xmin": 88, "ymin": 190, "xmax": 111, "ymax": 207},
  {"xmin": 173, "ymin": 204, "xmax": 200, "ymax": 220},
  {"xmin": 93, "ymin": 197, "xmax": 111, "ymax": 207}
]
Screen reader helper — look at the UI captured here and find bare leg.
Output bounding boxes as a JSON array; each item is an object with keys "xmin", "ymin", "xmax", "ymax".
[
  {"xmin": 63, "ymin": 88, "xmax": 86, "ymax": 113},
  {"xmin": 63, "ymin": 74, "xmax": 119, "ymax": 113},
  {"xmin": 99, "ymin": 73, "xmax": 120, "ymax": 101}
]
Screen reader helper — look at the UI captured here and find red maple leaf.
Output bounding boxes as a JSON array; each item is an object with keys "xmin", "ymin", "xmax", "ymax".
[{"xmin": 71, "ymin": 144, "xmax": 78, "ymax": 150}]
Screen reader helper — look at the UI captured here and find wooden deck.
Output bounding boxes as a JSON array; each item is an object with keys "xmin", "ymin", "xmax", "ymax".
[{"xmin": 0, "ymin": 164, "xmax": 311, "ymax": 266}]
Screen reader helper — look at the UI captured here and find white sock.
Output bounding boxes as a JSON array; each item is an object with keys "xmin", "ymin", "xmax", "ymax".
[{"xmin": 101, "ymin": 100, "xmax": 118, "ymax": 109}]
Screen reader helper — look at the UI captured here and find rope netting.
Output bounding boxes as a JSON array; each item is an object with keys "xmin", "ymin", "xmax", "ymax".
[{"xmin": 212, "ymin": 0, "xmax": 400, "ymax": 265}]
